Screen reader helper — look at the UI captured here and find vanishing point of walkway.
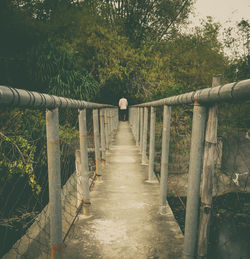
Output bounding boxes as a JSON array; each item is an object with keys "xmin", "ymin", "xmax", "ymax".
[{"xmin": 64, "ymin": 121, "xmax": 184, "ymax": 258}]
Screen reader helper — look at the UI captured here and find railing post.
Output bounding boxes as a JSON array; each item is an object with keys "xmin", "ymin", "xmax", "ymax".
[
  {"xmin": 110, "ymin": 109, "xmax": 113, "ymax": 134},
  {"xmin": 136, "ymin": 107, "xmax": 140, "ymax": 146},
  {"xmin": 134, "ymin": 108, "xmax": 137, "ymax": 138},
  {"xmin": 115, "ymin": 108, "xmax": 118, "ymax": 129},
  {"xmin": 148, "ymin": 106, "xmax": 156, "ymax": 182},
  {"xmin": 159, "ymin": 105, "xmax": 171, "ymax": 214},
  {"xmin": 104, "ymin": 109, "xmax": 109, "ymax": 150},
  {"xmin": 142, "ymin": 107, "xmax": 148, "ymax": 164},
  {"xmin": 100, "ymin": 109, "xmax": 106, "ymax": 165},
  {"xmin": 183, "ymin": 102, "xmax": 207, "ymax": 259},
  {"xmin": 197, "ymin": 76, "xmax": 221, "ymax": 258},
  {"xmin": 108, "ymin": 109, "xmax": 112, "ymax": 144},
  {"xmin": 78, "ymin": 109, "xmax": 91, "ymax": 215},
  {"xmin": 140, "ymin": 107, "xmax": 144, "ymax": 154},
  {"xmin": 132, "ymin": 107, "xmax": 136, "ymax": 138},
  {"xmin": 93, "ymin": 109, "xmax": 102, "ymax": 181},
  {"xmin": 128, "ymin": 107, "xmax": 131, "ymax": 124},
  {"xmin": 130, "ymin": 107, "xmax": 134, "ymax": 134},
  {"xmin": 46, "ymin": 108, "xmax": 62, "ymax": 259}
]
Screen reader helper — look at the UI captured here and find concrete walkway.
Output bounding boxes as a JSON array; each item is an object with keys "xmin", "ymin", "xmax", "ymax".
[{"xmin": 64, "ymin": 121, "xmax": 183, "ymax": 259}]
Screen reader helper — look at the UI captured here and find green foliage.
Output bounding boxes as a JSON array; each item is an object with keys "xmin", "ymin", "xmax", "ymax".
[
  {"xmin": 0, "ymin": 134, "xmax": 40, "ymax": 194},
  {"xmin": 59, "ymin": 123, "xmax": 78, "ymax": 146},
  {"xmin": 94, "ymin": 0, "xmax": 194, "ymax": 46},
  {"xmin": 165, "ymin": 18, "xmax": 227, "ymax": 91},
  {"xmin": 25, "ymin": 41, "xmax": 99, "ymax": 100},
  {"xmin": 0, "ymin": 109, "xmax": 45, "ymax": 195}
]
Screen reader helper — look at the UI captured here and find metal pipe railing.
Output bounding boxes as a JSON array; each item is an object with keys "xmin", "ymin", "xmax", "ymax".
[
  {"xmin": 128, "ymin": 77, "xmax": 250, "ymax": 259},
  {"xmin": 134, "ymin": 79, "xmax": 250, "ymax": 107},
  {"xmin": 1, "ymin": 85, "xmax": 118, "ymax": 258},
  {"xmin": 0, "ymin": 85, "xmax": 113, "ymax": 109}
]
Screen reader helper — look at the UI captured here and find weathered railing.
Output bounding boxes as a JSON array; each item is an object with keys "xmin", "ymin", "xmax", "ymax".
[
  {"xmin": 129, "ymin": 77, "xmax": 250, "ymax": 259},
  {"xmin": 0, "ymin": 85, "xmax": 118, "ymax": 258}
]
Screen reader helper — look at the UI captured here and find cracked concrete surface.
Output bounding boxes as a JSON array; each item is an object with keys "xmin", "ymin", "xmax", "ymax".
[{"xmin": 64, "ymin": 121, "xmax": 183, "ymax": 259}]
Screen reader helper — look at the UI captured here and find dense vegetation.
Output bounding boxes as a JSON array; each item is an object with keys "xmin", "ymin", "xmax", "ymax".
[{"xmin": 1, "ymin": 1, "xmax": 250, "ymax": 101}]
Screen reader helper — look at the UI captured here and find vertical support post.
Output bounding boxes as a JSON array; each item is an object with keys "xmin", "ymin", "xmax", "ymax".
[
  {"xmin": 108, "ymin": 109, "xmax": 112, "ymax": 145},
  {"xmin": 46, "ymin": 108, "xmax": 62, "ymax": 259},
  {"xmin": 197, "ymin": 76, "xmax": 221, "ymax": 258},
  {"xmin": 104, "ymin": 109, "xmax": 109, "ymax": 150},
  {"xmin": 159, "ymin": 105, "xmax": 171, "ymax": 214},
  {"xmin": 142, "ymin": 107, "xmax": 148, "ymax": 164},
  {"xmin": 140, "ymin": 107, "xmax": 143, "ymax": 154},
  {"xmin": 183, "ymin": 103, "xmax": 207, "ymax": 259},
  {"xmin": 115, "ymin": 108, "xmax": 118, "ymax": 130},
  {"xmin": 132, "ymin": 107, "xmax": 136, "ymax": 138},
  {"xmin": 136, "ymin": 107, "xmax": 140, "ymax": 146},
  {"xmin": 78, "ymin": 109, "xmax": 91, "ymax": 214},
  {"xmin": 93, "ymin": 109, "xmax": 101, "ymax": 181},
  {"xmin": 75, "ymin": 150, "xmax": 81, "ymax": 208},
  {"xmin": 110, "ymin": 109, "xmax": 114, "ymax": 134},
  {"xmin": 131, "ymin": 107, "xmax": 134, "ymax": 134},
  {"xmin": 100, "ymin": 109, "xmax": 106, "ymax": 165},
  {"xmin": 129, "ymin": 107, "xmax": 131, "ymax": 125},
  {"xmin": 148, "ymin": 106, "xmax": 156, "ymax": 182}
]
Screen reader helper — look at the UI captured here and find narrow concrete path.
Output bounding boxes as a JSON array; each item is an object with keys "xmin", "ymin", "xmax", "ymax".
[{"xmin": 64, "ymin": 122, "xmax": 183, "ymax": 259}]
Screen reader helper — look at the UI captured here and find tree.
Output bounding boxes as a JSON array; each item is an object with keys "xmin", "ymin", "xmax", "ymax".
[{"xmin": 93, "ymin": 0, "xmax": 194, "ymax": 46}]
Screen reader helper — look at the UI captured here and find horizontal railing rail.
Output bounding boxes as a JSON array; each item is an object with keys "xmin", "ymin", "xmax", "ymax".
[
  {"xmin": 0, "ymin": 85, "xmax": 113, "ymax": 109},
  {"xmin": 134, "ymin": 79, "xmax": 250, "ymax": 107}
]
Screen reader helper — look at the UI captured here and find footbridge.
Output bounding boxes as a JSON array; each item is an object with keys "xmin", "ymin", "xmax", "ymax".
[{"xmin": 1, "ymin": 76, "xmax": 250, "ymax": 259}]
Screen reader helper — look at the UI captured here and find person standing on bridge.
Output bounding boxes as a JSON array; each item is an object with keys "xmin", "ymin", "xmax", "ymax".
[{"xmin": 119, "ymin": 96, "xmax": 128, "ymax": 121}]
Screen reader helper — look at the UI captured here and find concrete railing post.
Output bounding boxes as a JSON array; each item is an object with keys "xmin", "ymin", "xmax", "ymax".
[
  {"xmin": 134, "ymin": 108, "xmax": 137, "ymax": 138},
  {"xmin": 108, "ymin": 109, "xmax": 112, "ymax": 144},
  {"xmin": 183, "ymin": 103, "xmax": 207, "ymax": 259},
  {"xmin": 78, "ymin": 109, "xmax": 91, "ymax": 214},
  {"xmin": 130, "ymin": 107, "xmax": 134, "ymax": 134},
  {"xmin": 148, "ymin": 106, "xmax": 156, "ymax": 182},
  {"xmin": 93, "ymin": 109, "xmax": 102, "ymax": 181},
  {"xmin": 132, "ymin": 107, "xmax": 136, "ymax": 138},
  {"xmin": 115, "ymin": 108, "xmax": 118, "ymax": 129},
  {"xmin": 197, "ymin": 76, "xmax": 221, "ymax": 258},
  {"xmin": 128, "ymin": 107, "xmax": 131, "ymax": 124},
  {"xmin": 136, "ymin": 107, "xmax": 140, "ymax": 146},
  {"xmin": 142, "ymin": 107, "xmax": 148, "ymax": 164},
  {"xmin": 46, "ymin": 108, "xmax": 62, "ymax": 259},
  {"xmin": 75, "ymin": 150, "xmax": 81, "ymax": 207},
  {"xmin": 110, "ymin": 109, "xmax": 114, "ymax": 134},
  {"xmin": 104, "ymin": 109, "xmax": 109, "ymax": 150},
  {"xmin": 139, "ymin": 107, "xmax": 144, "ymax": 154},
  {"xmin": 100, "ymin": 109, "xmax": 106, "ymax": 165},
  {"xmin": 159, "ymin": 105, "xmax": 171, "ymax": 214}
]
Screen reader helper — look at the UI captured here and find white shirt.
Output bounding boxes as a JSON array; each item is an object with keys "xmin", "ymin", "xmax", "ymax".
[{"xmin": 119, "ymin": 98, "xmax": 128, "ymax": 110}]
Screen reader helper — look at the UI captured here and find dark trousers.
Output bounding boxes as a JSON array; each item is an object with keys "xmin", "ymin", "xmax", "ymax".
[{"xmin": 119, "ymin": 109, "xmax": 127, "ymax": 121}]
